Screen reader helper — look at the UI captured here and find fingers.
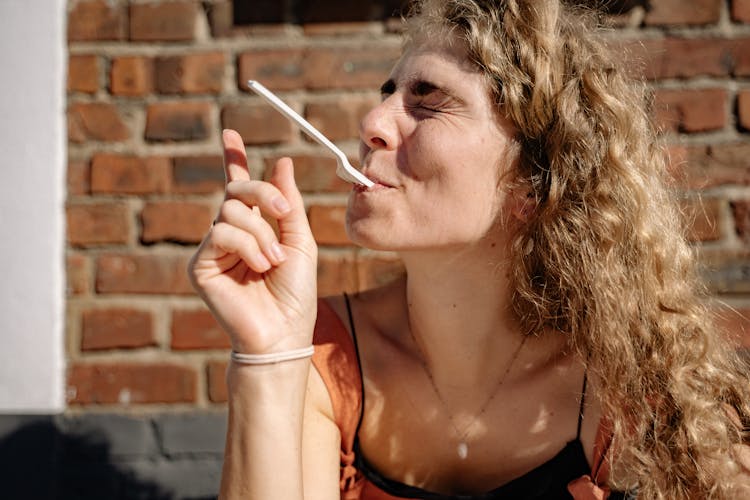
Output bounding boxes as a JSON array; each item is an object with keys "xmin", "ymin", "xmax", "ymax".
[
  {"xmin": 222, "ymin": 129, "xmax": 250, "ymax": 183},
  {"xmin": 268, "ymin": 157, "xmax": 313, "ymax": 245},
  {"xmin": 225, "ymin": 179, "xmax": 292, "ymax": 220},
  {"xmin": 210, "ymin": 222, "xmax": 275, "ymax": 273},
  {"xmin": 224, "ymin": 157, "xmax": 313, "ymax": 246},
  {"xmin": 215, "ymin": 199, "xmax": 287, "ymax": 268},
  {"xmin": 197, "ymin": 154, "xmax": 313, "ymax": 275}
]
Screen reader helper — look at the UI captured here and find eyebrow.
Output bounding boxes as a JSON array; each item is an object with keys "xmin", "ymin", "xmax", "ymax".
[{"xmin": 379, "ymin": 78, "xmax": 465, "ymax": 105}]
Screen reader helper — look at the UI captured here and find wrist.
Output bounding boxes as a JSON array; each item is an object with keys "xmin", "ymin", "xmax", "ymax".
[{"xmin": 230, "ymin": 345, "xmax": 314, "ymax": 365}]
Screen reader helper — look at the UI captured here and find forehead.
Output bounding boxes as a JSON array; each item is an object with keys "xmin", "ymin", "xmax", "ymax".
[{"xmin": 390, "ymin": 40, "xmax": 485, "ymax": 86}]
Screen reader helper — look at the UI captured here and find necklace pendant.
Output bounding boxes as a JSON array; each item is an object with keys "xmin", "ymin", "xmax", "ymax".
[{"xmin": 457, "ymin": 441, "xmax": 468, "ymax": 459}]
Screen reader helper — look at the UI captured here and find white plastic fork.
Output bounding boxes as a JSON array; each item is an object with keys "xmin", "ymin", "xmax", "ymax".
[{"xmin": 247, "ymin": 80, "xmax": 374, "ymax": 188}]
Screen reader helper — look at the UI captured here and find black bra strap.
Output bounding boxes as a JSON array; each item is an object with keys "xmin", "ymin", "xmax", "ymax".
[
  {"xmin": 343, "ymin": 293, "xmax": 367, "ymax": 433},
  {"xmin": 576, "ymin": 372, "xmax": 588, "ymax": 440}
]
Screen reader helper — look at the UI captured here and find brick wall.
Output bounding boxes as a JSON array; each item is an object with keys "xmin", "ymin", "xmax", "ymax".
[{"xmin": 65, "ymin": 0, "xmax": 750, "ymax": 414}]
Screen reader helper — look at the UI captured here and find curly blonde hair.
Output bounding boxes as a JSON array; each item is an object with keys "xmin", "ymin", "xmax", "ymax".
[{"xmin": 405, "ymin": 0, "xmax": 750, "ymax": 497}]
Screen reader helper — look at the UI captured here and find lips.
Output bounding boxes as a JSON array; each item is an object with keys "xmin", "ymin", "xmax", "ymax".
[{"xmin": 360, "ymin": 170, "xmax": 395, "ymax": 188}]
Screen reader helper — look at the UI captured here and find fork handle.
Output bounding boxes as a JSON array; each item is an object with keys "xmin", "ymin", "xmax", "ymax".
[{"xmin": 247, "ymin": 80, "xmax": 343, "ymax": 155}]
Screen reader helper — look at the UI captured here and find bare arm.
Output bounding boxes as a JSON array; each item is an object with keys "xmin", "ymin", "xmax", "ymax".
[
  {"xmin": 302, "ymin": 364, "xmax": 342, "ymax": 499},
  {"xmin": 219, "ymin": 361, "xmax": 311, "ymax": 498},
  {"xmin": 188, "ymin": 129, "xmax": 322, "ymax": 499}
]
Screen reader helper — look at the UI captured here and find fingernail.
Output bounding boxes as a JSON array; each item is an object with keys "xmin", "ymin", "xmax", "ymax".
[
  {"xmin": 272, "ymin": 196, "xmax": 291, "ymax": 214},
  {"xmin": 270, "ymin": 242, "xmax": 287, "ymax": 263},
  {"xmin": 254, "ymin": 252, "xmax": 272, "ymax": 271}
]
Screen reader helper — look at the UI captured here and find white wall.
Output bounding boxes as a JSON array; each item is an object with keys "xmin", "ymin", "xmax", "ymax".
[{"xmin": 0, "ymin": 0, "xmax": 66, "ymax": 412}]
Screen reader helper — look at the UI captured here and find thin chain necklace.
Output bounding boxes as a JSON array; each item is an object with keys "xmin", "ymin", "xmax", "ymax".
[{"xmin": 408, "ymin": 330, "xmax": 528, "ymax": 460}]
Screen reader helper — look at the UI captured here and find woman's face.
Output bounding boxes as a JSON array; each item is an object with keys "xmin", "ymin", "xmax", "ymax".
[{"xmin": 346, "ymin": 40, "xmax": 520, "ymax": 252}]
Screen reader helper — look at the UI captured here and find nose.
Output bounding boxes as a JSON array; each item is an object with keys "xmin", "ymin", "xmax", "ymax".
[{"xmin": 359, "ymin": 97, "xmax": 398, "ymax": 152}]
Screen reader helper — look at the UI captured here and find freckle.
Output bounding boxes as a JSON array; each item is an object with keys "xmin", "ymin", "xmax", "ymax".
[{"xmin": 452, "ymin": 304, "xmax": 457, "ymax": 308}]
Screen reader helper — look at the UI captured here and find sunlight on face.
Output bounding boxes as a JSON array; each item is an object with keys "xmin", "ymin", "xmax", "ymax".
[{"xmin": 347, "ymin": 38, "xmax": 520, "ymax": 254}]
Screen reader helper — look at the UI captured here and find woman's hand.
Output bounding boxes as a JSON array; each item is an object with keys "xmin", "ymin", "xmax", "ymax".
[{"xmin": 188, "ymin": 129, "xmax": 318, "ymax": 354}]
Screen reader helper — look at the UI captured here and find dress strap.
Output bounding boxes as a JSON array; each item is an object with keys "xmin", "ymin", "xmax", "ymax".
[
  {"xmin": 576, "ymin": 372, "xmax": 588, "ymax": 440},
  {"xmin": 343, "ymin": 293, "xmax": 367, "ymax": 433}
]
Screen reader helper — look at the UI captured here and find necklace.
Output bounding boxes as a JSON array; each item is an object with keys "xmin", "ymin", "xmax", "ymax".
[{"xmin": 408, "ymin": 331, "xmax": 528, "ymax": 460}]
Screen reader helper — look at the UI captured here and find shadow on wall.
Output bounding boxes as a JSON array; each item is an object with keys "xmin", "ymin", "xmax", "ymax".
[{"xmin": 0, "ymin": 415, "xmax": 222, "ymax": 500}]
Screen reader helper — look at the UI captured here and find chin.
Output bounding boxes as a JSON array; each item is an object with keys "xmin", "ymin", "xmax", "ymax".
[{"xmin": 345, "ymin": 222, "xmax": 393, "ymax": 251}]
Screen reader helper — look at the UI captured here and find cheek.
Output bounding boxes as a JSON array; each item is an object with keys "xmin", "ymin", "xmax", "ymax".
[{"xmin": 410, "ymin": 178, "xmax": 504, "ymax": 238}]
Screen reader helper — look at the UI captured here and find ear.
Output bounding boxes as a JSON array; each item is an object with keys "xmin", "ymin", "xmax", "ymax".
[{"xmin": 510, "ymin": 187, "xmax": 537, "ymax": 223}]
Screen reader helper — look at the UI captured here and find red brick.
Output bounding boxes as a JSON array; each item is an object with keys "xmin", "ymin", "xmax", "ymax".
[
  {"xmin": 141, "ymin": 201, "xmax": 214, "ymax": 244},
  {"xmin": 356, "ymin": 254, "xmax": 405, "ymax": 290},
  {"xmin": 309, "ymin": 205, "xmax": 350, "ymax": 245},
  {"xmin": 173, "ymin": 155, "xmax": 225, "ymax": 194},
  {"xmin": 305, "ymin": 94, "xmax": 378, "ymax": 141},
  {"xmin": 733, "ymin": 0, "xmax": 750, "ymax": 22},
  {"xmin": 91, "ymin": 154, "xmax": 171, "ymax": 194},
  {"xmin": 739, "ymin": 91, "xmax": 750, "ymax": 131},
  {"xmin": 713, "ymin": 306, "xmax": 750, "ymax": 347},
  {"xmin": 317, "ymin": 251, "xmax": 357, "ymax": 296},
  {"xmin": 731, "ymin": 200, "xmax": 750, "ymax": 240},
  {"xmin": 732, "ymin": 38, "xmax": 750, "ymax": 76},
  {"xmin": 171, "ymin": 309, "xmax": 230, "ymax": 350},
  {"xmin": 96, "ymin": 254, "xmax": 194, "ymax": 295},
  {"xmin": 67, "ymin": 202, "xmax": 131, "ymax": 247},
  {"xmin": 207, "ymin": 0, "xmax": 232, "ymax": 37},
  {"xmin": 676, "ymin": 144, "xmax": 750, "ymax": 189},
  {"xmin": 654, "ymin": 88, "xmax": 727, "ymax": 133},
  {"xmin": 81, "ymin": 308, "xmax": 157, "ymax": 351},
  {"xmin": 263, "ymin": 154, "xmax": 350, "ymax": 193},
  {"xmin": 67, "ymin": 253, "xmax": 90, "ymax": 296},
  {"xmin": 303, "ymin": 46, "xmax": 400, "ymax": 90},
  {"xmin": 238, "ymin": 49, "xmax": 307, "ymax": 91},
  {"xmin": 644, "ymin": 0, "xmax": 722, "ymax": 26},
  {"xmin": 680, "ymin": 197, "xmax": 723, "ymax": 242},
  {"xmin": 129, "ymin": 1, "xmax": 197, "ymax": 42},
  {"xmin": 67, "ymin": 103, "xmax": 130, "ymax": 143},
  {"xmin": 68, "ymin": 0, "xmax": 126, "ymax": 41},
  {"xmin": 156, "ymin": 52, "xmax": 226, "ymax": 94},
  {"xmin": 68, "ymin": 159, "xmax": 90, "ymax": 196},
  {"xmin": 622, "ymin": 38, "xmax": 742, "ymax": 80},
  {"xmin": 145, "ymin": 101, "xmax": 213, "ymax": 141},
  {"xmin": 68, "ymin": 55, "xmax": 99, "ymax": 94},
  {"xmin": 67, "ymin": 363, "xmax": 197, "ymax": 404},
  {"xmin": 206, "ymin": 360, "xmax": 228, "ymax": 402},
  {"xmin": 222, "ymin": 103, "xmax": 295, "ymax": 145},
  {"xmin": 110, "ymin": 56, "xmax": 154, "ymax": 96}
]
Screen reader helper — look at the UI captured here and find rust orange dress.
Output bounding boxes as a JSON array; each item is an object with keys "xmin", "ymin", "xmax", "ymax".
[{"xmin": 312, "ymin": 298, "xmax": 620, "ymax": 500}]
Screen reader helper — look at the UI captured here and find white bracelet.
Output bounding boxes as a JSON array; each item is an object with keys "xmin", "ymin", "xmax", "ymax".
[{"xmin": 230, "ymin": 346, "xmax": 314, "ymax": 365}]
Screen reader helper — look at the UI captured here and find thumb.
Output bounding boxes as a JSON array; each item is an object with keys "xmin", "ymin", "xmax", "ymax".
[{"xmin": 269, "ymin": 157, "xmax": 313, "ymax": 246}]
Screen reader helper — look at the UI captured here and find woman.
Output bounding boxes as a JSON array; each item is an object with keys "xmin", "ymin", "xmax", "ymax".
[{"xmin": 188, "ymin": 0, "xmax": 750, "ymax": 498}]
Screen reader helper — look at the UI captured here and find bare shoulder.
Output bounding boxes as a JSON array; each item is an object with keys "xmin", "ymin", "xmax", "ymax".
[
  {"xmin": 310, "ymin": 279, "xmax": 405, "ymax": 416},
  {"xmin": 322, "ymin": 275, "xmax": 408, "ymax": 341}
]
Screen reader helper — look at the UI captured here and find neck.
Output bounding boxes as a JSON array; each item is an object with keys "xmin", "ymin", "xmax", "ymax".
[{"xmin": 399, "ymin": 239, "xmax": 525, "ymax": 390}]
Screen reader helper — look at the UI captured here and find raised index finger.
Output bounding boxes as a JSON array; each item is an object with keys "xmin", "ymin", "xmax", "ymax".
[{"xmin": 222, "ymin": 129, "xmax": 250, "ymax": 183}]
